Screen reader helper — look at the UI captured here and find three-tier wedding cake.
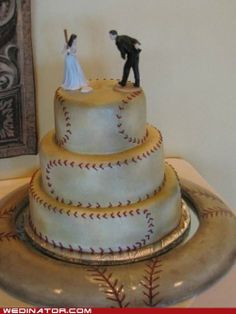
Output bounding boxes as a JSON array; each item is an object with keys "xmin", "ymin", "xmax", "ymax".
[{"xmin": 25, "ymin": 79, "xmax": 190, "ymax": 265}]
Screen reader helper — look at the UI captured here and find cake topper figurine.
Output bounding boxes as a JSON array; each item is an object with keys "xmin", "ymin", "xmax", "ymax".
[
  {"xmin": 62, "ymin": 29, "xmax": 92, "ymax": 93},
  {"xmin": 109, "ymin": 30, "xmax": 141, "ymax": 89}
]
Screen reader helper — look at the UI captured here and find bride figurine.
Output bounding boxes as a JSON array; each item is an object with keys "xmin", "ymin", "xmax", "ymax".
[{"xmin": 62, "ymin": 31, "xmax": 92, "ymax": 93}]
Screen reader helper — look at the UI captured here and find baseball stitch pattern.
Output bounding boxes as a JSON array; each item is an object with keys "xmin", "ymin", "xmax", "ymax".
[
  {"xmin": 0, "ymin": 206, "xmax": 16, "ymax": 220},
  {"xmin": 0, "ymin": 205, "xmax": 18, "ymax": 242},
  {"xmin": 184, "ymin": 187, "xmax": 234, "ymax": 219},
  {"xmin": 165, "ymin": 162, "xmax": 180, "ymax": 185},
  {"xmin": 55, "ymin": 89, "xmax": 72, "ymax": 147},
  {"xmin": 116, "ymin": 90, "xmax": 148, "ymax": 145},
  {"xmin": 184, "ymin": 186, "xmax": 225, "ymax": 206},
  {"xmin": 86, "ymin": 267, "xmax": 130, "ymax": 308},
  {"xmin": 43, "ymin": 139, "xmax": 163, "ymax": 207},
  {"xmin": 27, "ymin": 208, "xmax": 155, "ymax": 254},
  {"xmin": 55, "ymin": 88, "xmax": 72, "ymax": 146},
  {"xmin": 0, "ymin": 232, "xmax": 18, "ymax": 241},
  {"xmin": 55, "ymin": 84, "xmax": 147, "ymax": 148},
  {"xmin": 141, "ymin": 257, "xmax": 163, "ymax": 307},
  {"xmin": 200, "ymin": 206, "xmax": 234, "ymax": 219}
]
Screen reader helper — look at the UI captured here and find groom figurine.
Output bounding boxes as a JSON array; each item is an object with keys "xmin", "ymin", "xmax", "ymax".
[{"xmin": 109, "ymin": 30, "xmax": 141, "ymax": 88}]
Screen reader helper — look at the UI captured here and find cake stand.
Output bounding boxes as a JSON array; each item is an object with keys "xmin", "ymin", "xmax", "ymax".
[{"xmin": 0, "ymin": 160, "xmax": 235, "ymax": 307}]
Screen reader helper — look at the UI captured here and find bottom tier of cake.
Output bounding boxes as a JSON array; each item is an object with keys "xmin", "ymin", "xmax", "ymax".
[{"xmin": 25, "ymin": 163, "xmax": 190, "ymax": 264}]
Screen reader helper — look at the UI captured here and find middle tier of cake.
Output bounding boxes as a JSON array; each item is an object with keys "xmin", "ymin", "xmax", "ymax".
[{"xmin": 40, "ymin": 124, "xmax": 164, "ymax": 208}]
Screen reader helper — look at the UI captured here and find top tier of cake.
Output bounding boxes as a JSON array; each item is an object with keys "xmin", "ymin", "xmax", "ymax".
[{"xmin": 54, "ymin": 79, "xmax": 147, "ymax": 154}]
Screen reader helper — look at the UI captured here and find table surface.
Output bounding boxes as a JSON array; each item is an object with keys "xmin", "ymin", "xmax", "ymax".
[{"xmin": 0, "ymin": 158, "xmax": 235, "ymax": 307}]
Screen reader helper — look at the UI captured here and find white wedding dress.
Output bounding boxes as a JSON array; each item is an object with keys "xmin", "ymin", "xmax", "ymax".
[{"xmin": 62, "ymin": 40, "xmax": 92, "ymax": 93}]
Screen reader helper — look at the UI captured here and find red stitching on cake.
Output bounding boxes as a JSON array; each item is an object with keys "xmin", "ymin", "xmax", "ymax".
[
  {"xmin": 78, "ymin": 245, "xmax": 83, "ymax": 253},
  {"xmin": 116, "ymin": 92, "xmax": 149, "ymax": 145},
  {"xmin": 99, "ymin": 248, "xmax": 104, "ymax": 255},
  {"xmin": 45, "ymin": 134, "xmax": 160, "ymax": 208},
  {"xmin": 31, "ymin": 174, "xmax": 165, "ymax": 210},
  {"xmin": 165, "ymin": 163, "xmax": 180, "ymax": 185},
  {"xmin": 55, "ymin": 88, "xmax": 66, "ymax": 104},
  {"xmin": 56, "ymin": 103, "xmax": 72, "ymax": 147},
  {"xmin": 126, "ymin": 246, "xmax": 131, "ymax": 252},
  {"xmin": 32, "ymin": 164, "xmax": 165, "ymax": 210},
  {"xmin": 93, "ymin": 164, "xmax": 98, "ymax": 171},
  {"xmin": 28, "ymin": 208, "xmax": 155, "ymax": 255},
  {"xmin": 129, "ymin": 210, "xmax": 133, "ymax": 216},
  {"xmin": 52, "ymin": 240, "xmax": 57, "ymax": 248}
]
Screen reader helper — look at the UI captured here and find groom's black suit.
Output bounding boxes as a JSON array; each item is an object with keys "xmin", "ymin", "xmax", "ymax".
[{"xmin": 115, "ymin": 35, "xmax": 141, "ymax": 87}]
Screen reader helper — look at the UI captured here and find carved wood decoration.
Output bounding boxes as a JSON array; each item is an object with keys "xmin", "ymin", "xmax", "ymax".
[{"xmin": 0, "ymin": 0, "xmax": 37, "ymax": 158}]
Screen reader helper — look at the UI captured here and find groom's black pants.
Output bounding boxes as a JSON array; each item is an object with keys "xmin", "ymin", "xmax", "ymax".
[{"xmin": 121, "ymin": 53, "xmax": 140, "ymax": 87}]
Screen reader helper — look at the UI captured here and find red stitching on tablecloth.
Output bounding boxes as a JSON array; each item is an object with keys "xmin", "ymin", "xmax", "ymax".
[
  {"xmin": 200, "ymin": 206, "xmax": 234, "ymax": 219},
  {"xmin": 86, "ymin": 267, "xmax": 130, "ymax": 308},
  {"xmin": 183, "ymin": 187, "xmax": 226, "ymax": 206},
  {"xmin": 0, "ymin": 206, "xmax": 16, "ymax": 220},
  {"xmin": 28, "ymin": 208, "xmax": 155, "ymax": 254},
  {"xmin": 0, "ymin": 232, "xmax": 18, "ymax": 241},
  {"xmin": 141, "ymin": 257, "xmax": 163, "ymax": 307}
]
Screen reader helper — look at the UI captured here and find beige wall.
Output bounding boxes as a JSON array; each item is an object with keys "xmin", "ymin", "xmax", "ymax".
[{"xmin": 1, "ymin": 0, "xmax": 236, "ymax": 208}]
